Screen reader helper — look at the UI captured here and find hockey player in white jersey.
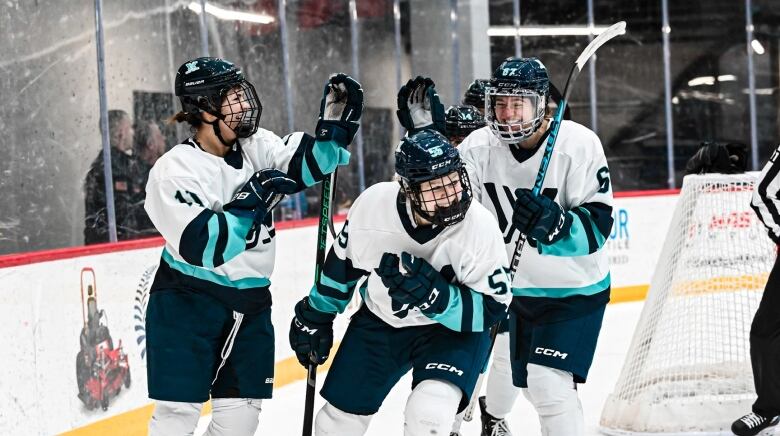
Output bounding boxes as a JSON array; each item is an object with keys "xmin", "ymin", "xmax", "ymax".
[
  {"xmin": 398, "ymin": 58, "xmax": 613, "ymax": 436},
  {"xmin": 454, "ymin": 75, "xmax": 576, "ymax": 436},
  {"xmin": 143, "ymin": 57, "xmax": 362, "ymax": 436},
  {"xmin": 289, "ymin": 129, "xmax": 512, "ymax": 436}
]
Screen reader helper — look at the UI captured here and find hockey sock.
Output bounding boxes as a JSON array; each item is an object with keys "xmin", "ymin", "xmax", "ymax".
[
  {"xmin": 203, "ymin": 398, "xmax": 262, "ymax": 436},
  {"xmin": 522, "ymin": 363, "xmax": 584, "ymax": 436},
  {"xmin": 315, "ymin": 402, "xmax": 372, "ymax": 436},
  {"xmin": 405, "ymin": 379, "xmax": 461, "ymax": 436},
  {"xmin": 485, "ymin": 332, "xmax": 521, "ymax": 418},
  {"xmin": 148, "ymin": 400, "xmax": 202, "ymax": 436}
]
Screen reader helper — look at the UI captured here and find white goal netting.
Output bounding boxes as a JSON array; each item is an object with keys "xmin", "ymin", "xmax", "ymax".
[{"xmin": 600, "ymin": 173, "xmax": 776, "ymax": 435}]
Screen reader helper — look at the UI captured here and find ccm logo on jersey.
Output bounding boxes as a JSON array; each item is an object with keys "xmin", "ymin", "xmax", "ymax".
[
  {"xmin": 534, "ymin": 347, "xmax": 568, "ymax": 360},
  {"xmin": 425, "ymin": 363, "xmax": 464, "ymax": 376}
]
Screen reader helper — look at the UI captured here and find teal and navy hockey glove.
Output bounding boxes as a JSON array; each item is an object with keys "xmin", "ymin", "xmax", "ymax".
[
  {"xmin": 396, "ymin": 76, "xmax": 446, "ymax": 135},
  {"xmin": 375, "ymin": 252, "xmax": 450, "ymax": 316},
  {"xmin": 315, "ymin": 73, "xmax": 364, "ymax": 145},
  {"xmin": 223, "ymin": 168, "xmax": 297, "ymax": 225},
  {"xmin": 512, "ymin": 188, "xmax": 572, "ymax": 244},
  {"xmin": 289, "ymin": 297, "xmax": 336, "ymax": 366}
]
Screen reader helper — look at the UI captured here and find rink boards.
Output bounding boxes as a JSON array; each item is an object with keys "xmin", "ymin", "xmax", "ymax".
[{"xmin": 0, "ymin": 190, "xmax": 680, "ymax": 435}]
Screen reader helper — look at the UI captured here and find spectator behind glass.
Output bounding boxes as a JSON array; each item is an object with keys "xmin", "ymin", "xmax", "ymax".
[
  {"xmin": 83, "ymin": 109, "xmax": 143, "ymax": 244},
  {"xmin": 132, "ymin": 119, "xmax": 167, "ymax": 238}
]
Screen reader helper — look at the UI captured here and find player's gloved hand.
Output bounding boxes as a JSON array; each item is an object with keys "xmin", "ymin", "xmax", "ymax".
[
  {"xmin": 289, "ymin": 297, "xmax": 336, "ymax": 366},
  {"xmin": 396, "ymin": 76, "xmax": 446, "ymax": 135},
  {"xmin": 223, "ymin": 168, "xmax": 298, "ymax": 224},
  {"xmin": 315, "ymin": 73, "xmax": 364, "ymax": 146},
  {"xmin": 375, "ymin": 252, "xmax": 450, "ymax": 316},
  {"xmin": 512, "ymin": 188, "xmax": 571, "ymax": 244}
]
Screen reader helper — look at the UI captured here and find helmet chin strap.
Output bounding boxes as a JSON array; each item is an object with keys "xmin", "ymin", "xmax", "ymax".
[{"xmin": 202, "ymin": 113, "xmax": 237, "ymax": 148}]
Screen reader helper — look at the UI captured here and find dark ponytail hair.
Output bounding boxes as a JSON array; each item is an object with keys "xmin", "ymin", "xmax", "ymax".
[{"xmin": 167, "ymin": 111, "xmax": 202, "ymax": 127}]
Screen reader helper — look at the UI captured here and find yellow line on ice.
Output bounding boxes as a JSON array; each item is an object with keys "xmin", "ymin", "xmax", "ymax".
[{"xmin": 61, "ymin": 287, "xmax": 655, "ymax": 436}]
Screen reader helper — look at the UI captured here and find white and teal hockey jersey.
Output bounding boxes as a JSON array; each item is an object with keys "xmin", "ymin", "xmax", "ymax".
[
  {"xmin": 458, "ymin": 121, "xmax": 613, "ymax": 306},
  {"xmin": 145, "ymin": 128, "xmax": 349, "ymax": 313},
  {"xmin": 307, "ymin": 182, "xmax": 511, "ymax": 332}
]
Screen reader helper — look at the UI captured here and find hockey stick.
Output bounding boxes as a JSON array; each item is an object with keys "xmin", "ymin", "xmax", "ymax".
[
  {"xmin": 461, "ymin": 21, "xmax": 627, "ymax": 423},
  {"xmin": 327, "ymin": 170, "xmax": 339, "ymax": 238},
  {"xmin": 302, "ymin": 170, "xmax": 337, "ymax": 436}
]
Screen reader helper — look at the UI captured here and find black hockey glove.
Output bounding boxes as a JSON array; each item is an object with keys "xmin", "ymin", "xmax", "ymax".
[
  {"xmin": 375, "ymin": 252, "xmax": 450, "ymax": 316},
  {"xmin": 396, "ymin": 76, "xmax": 446, "ymax": 135},
  {"xmin": 315, "ymin": 73, "xmax": 364, "ymax": 146},
  {"xmin": 289, "ymin": 297, "xmax": 336, "ymax": 366},
  {"xmin": 512, "ymin": 188, "xmax": 571, "ymax": 245},
  {"xmin": 223, "ymin": 168, "xmax": 298, "ymax": 224},
  {"xmin": 684, "ymin": 141, "xmax": 748, "ymax": 175}
]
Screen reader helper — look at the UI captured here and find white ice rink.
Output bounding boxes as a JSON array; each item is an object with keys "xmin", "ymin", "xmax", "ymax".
[{"xmin": 191, "ymin": 301, "xmax": 645, "ymax": 436}]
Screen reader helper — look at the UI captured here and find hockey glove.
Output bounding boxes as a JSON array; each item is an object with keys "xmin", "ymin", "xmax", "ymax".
[
  {"xmin": 289, "ymin": 297, "xmax": 336, "ymax": 366},
  {"xmin": 223, "ymin": 168, "xmax": 298, "ymax": 225},
  {"xmin": 512, "ymin": 188, "xmax": 571, "ymax": 244},
  {"xmin": 684, "ymin": 141, "xmax": 748, "ymax": 175},
  {"xmin": 375, "ymin": 252, "xmax": 450, "ymax": 316},
  {"xmin": 315, "ymin": 73, "xmax": 364, "ymax": 146},
  {"xmin": 396, "ymin": 76, "xmax": 446, "ymax": 135}
]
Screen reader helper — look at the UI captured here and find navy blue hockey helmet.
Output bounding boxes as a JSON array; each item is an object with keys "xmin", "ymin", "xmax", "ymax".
[
  {"xmin": 462, "ymin": 79, "xmax": 489, "ymax": 111},
  {"xmin": 445, "ymin": 105, "xmax": 486, "ymax": 146},
  {"xmin": 395, "ymin": 130, "xmax": 472, "ymax": 227},
  {"xmin": 486, "ymin": 57, "xmax": 550, "ymax": 144},
  {"xmin": 175, "ymin": 57, "xmax": 262, "ymax": 140}
]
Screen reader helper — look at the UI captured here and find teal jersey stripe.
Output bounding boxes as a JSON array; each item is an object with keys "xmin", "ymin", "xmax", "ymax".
[
  {"xmin": 309, "ymin": 273, "xmax": 360, "ymax": 314},
  {"xmin": 319, "ymin": 272, "xmax": 354, "ymax": 293},
  {"xmin": 302, "ymin": 140, "xmax": 351, "ymax": 187},
  {"xmin": 162, "ymin": 248, "xmax": 270, "ymax": 289},
  {"xmin": 512, "ymin": 272, "xmax": 611, "ymax": 298},
  {"xmin": 429, "ymin": 284, "xmax": 463, "ymax": 331},
  {"xmin": 540, "ymin": 208, "xmax": 604, "ymax": 257},
  {"xmin": 471, "ymin": 291, "xmax": 485, "ymax": 332},
  {"xmin": 203, "ymin": 215, "xmax": 220, "ymax": 269},
  {"xmin": 309, "ymin": 284, "xmax": 350, "ymax": 314},
  {"xmin": 223, "ymin": 212, "xmax": 254, "ymax": 262},
  {"xmin": 313, "ymin": 139, "xmax": 350, "ymax": 173}
]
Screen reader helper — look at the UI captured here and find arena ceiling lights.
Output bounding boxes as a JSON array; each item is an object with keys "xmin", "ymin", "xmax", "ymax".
[
  {"xmin": 187, "ymin": 1, "xmax": 275, "ymax": 24},
  {"xmin": 487, "ymin": 25, "xmax": 612, "ymax": 37}
]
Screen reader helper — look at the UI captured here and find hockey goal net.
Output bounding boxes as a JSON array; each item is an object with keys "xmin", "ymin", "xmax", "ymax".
[{"xmin": 600, "ymin": 173, "xmax": 776, "ymax": 435}]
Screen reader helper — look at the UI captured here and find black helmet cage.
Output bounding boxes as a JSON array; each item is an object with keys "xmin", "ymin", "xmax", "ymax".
[
  {"xmin": 401, "ymin": 166, "xmax": 472, "ymax": 227},
  {"xmin": 395, "ymin": 130, "xmax": 473, "ymax": 227},
  {"xmin": 176, "ymin": 58, "xmax": 262, "ymax": 139},
  {"xmin": 445, "ymin": 105, "xmax": 486, "ymax": 144}
]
